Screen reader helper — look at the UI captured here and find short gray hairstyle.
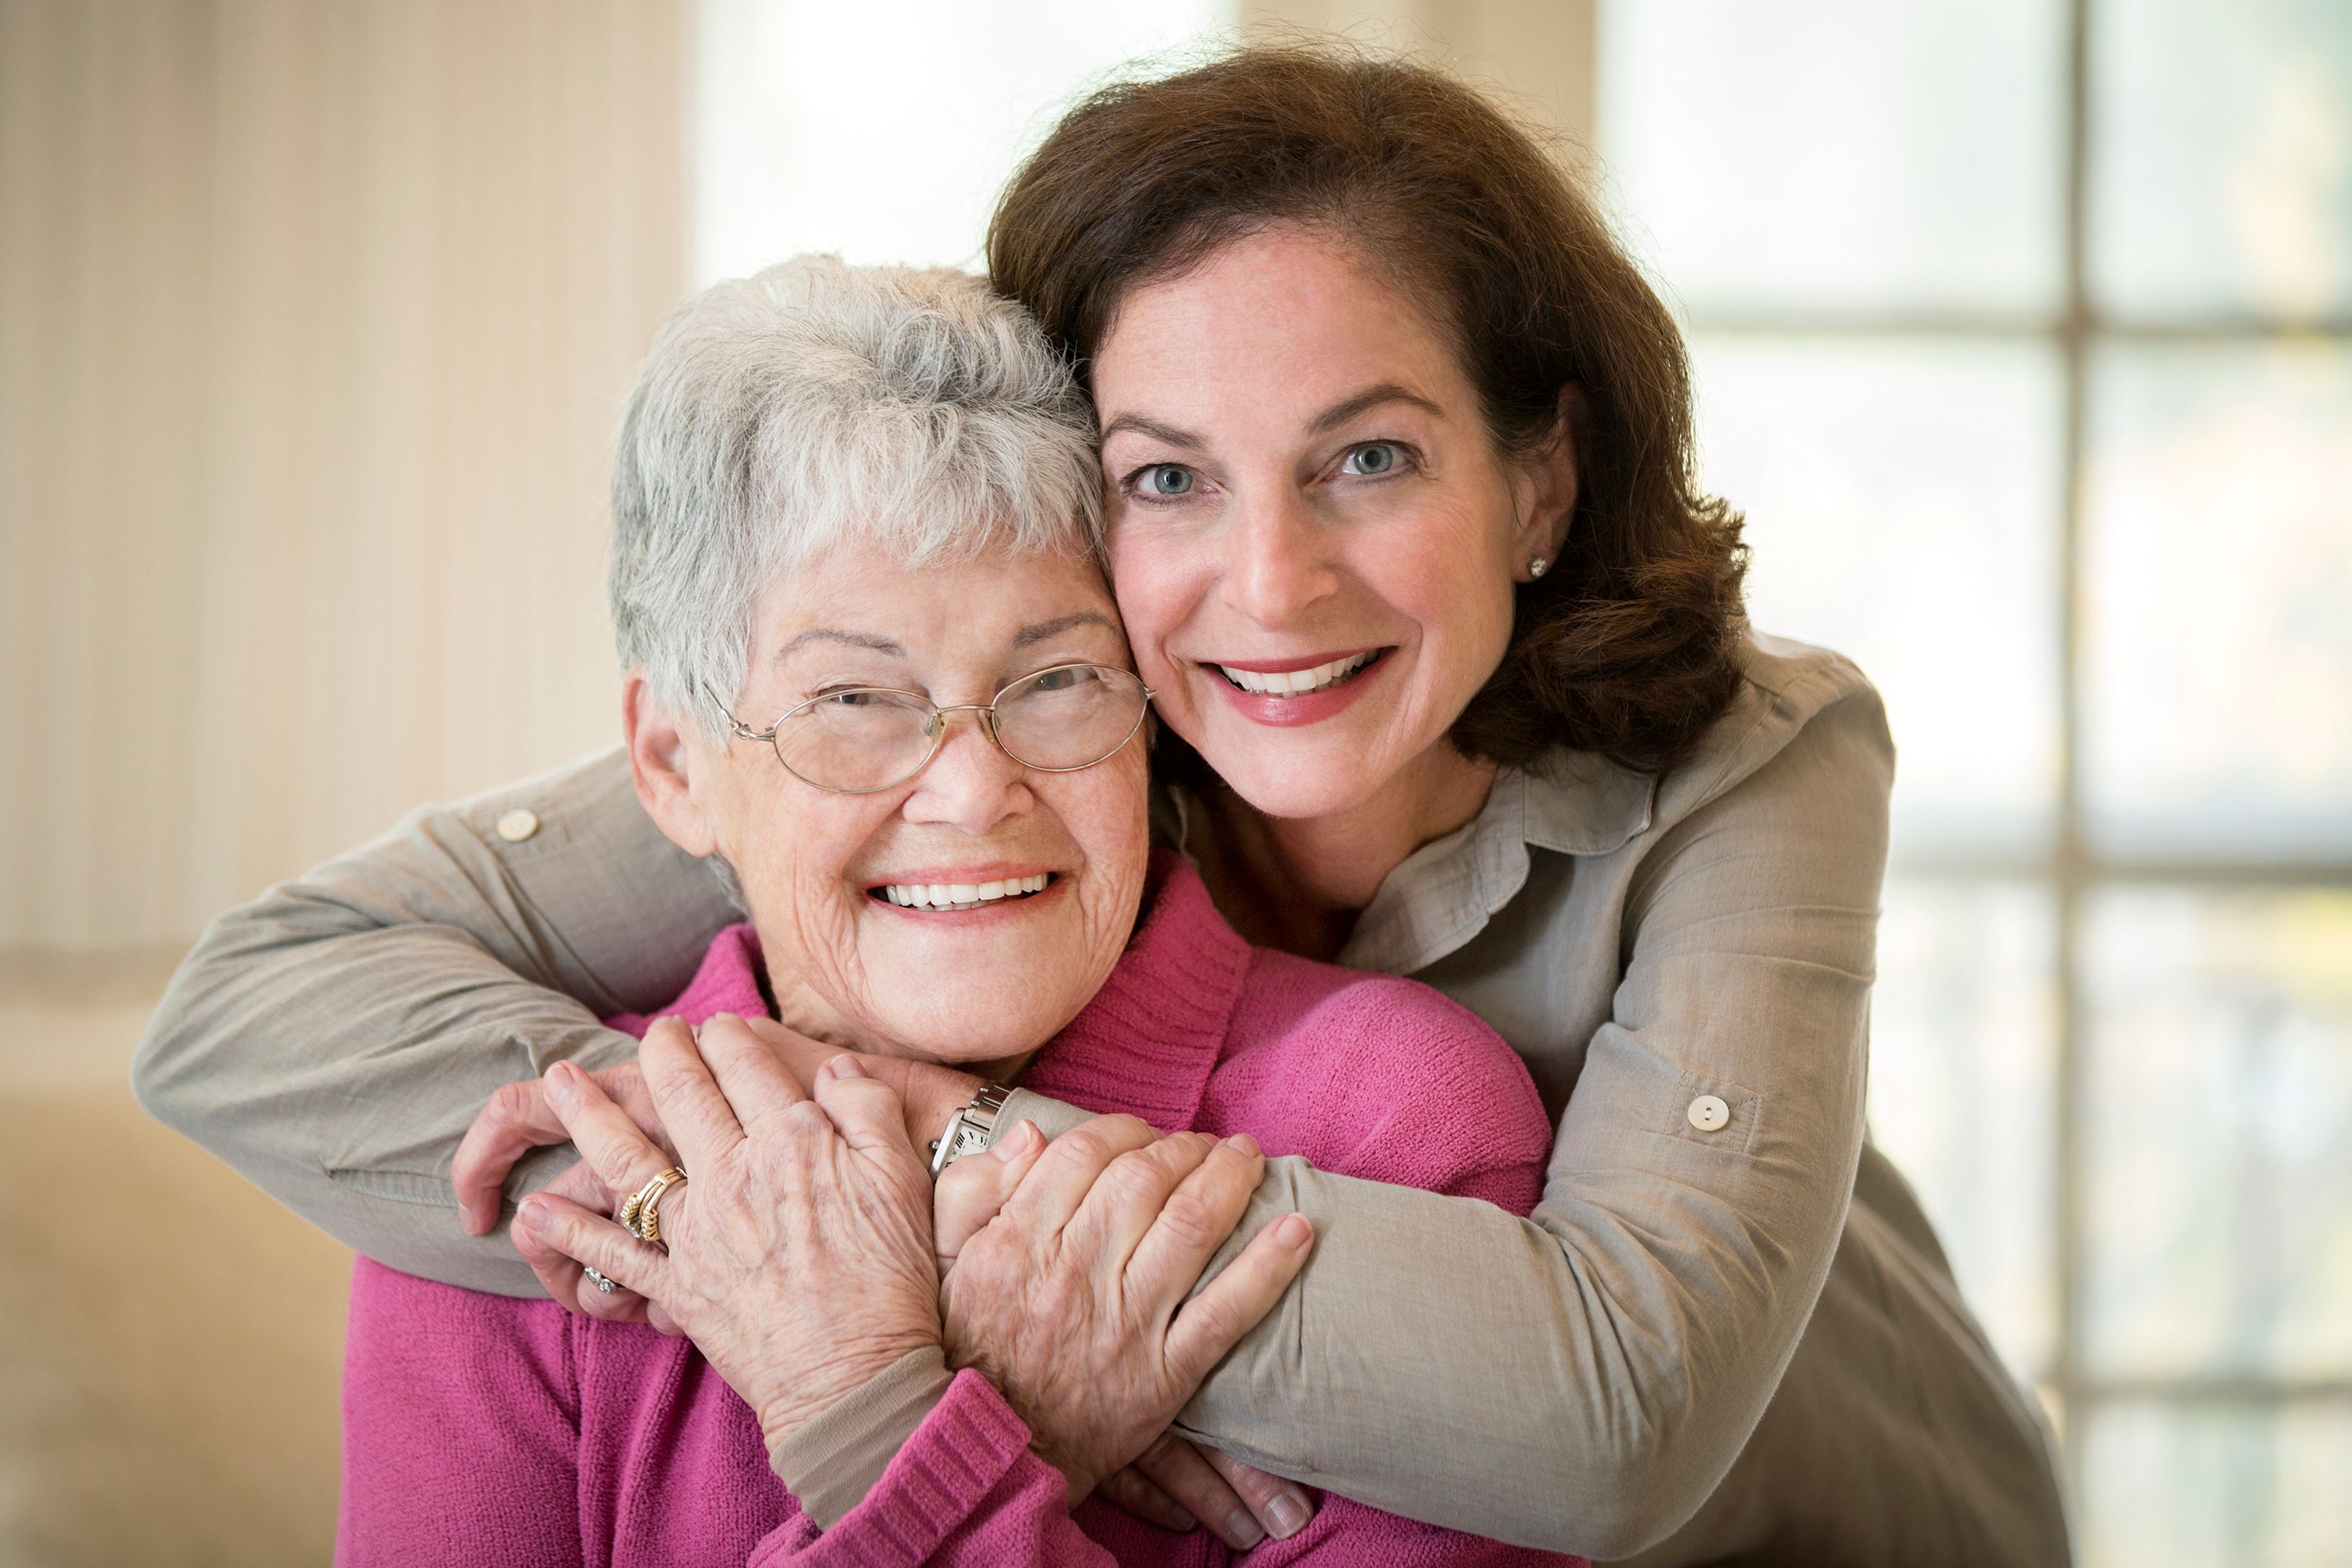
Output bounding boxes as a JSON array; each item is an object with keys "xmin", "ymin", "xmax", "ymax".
[{"xmin": 608, "ymin": 255, "xmax": 1102, "ymax": 735}]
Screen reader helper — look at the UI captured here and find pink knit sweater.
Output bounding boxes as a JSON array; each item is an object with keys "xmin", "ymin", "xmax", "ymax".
[{"xmin": 337, "ymin": 854, "xmax": 1582, "ymax": 1567}]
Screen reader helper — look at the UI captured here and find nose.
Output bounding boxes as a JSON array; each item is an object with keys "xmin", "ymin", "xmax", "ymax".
[
  {"xmin": 1224, "ymin": 488, "xmax": 1338, "ymax": 629},
  {"xmin": 899, "ymin": 710, "xmax": 1033, "ymax": 835}
]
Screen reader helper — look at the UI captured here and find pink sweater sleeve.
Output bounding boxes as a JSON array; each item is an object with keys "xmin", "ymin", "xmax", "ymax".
[
  {"xmin": 749, "ymin": 1370, "xmax": 1112, "ymax": 1568},
  {"xmin": 336, "ymin": 1257, "xmax": 586, "ymax": 1568}
]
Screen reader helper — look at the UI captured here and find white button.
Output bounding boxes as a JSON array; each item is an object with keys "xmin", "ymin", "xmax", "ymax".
[
  {"xmin": 495, "ymin": 808, "xmax": 540, "ymax": 844},
  {"xmin": 1686, "ymin": 1094, "xmax": 1730, "ymax": 1133}
]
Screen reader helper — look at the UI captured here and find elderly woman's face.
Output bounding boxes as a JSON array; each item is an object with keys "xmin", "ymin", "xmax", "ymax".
[
  {"xmin": 677, "ymin": 546, "xmax": 1151, "ymax": 1068},
  {"xmin": 1091, "ymin": 224, "xmax": 1571, "ymax": 823}
]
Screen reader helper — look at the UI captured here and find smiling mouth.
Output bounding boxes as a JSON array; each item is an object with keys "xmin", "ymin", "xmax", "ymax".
[
  {"xmin": 1214, "ymin": 649, "xmax": 1385, "ymax": 696},
  {"xmin": 871, "ymin": 873, "xmax": 1054, "ymax": 912}
]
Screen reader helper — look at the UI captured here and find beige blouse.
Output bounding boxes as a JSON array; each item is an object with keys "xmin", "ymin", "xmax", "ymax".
[{"xmin": 132, "ymin": 634, "xmax": 2069, "ymax": 1564}]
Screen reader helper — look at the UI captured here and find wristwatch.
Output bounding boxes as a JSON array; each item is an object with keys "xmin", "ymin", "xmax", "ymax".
[{"xmin": 928, "ymin": 1081, "xmax": 1014, "ymax": 1178}]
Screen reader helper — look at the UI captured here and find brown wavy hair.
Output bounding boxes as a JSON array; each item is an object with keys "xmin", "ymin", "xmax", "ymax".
[{"xmin": 987, "ymin": 45, "xmax": 1748, "ymax": 775}]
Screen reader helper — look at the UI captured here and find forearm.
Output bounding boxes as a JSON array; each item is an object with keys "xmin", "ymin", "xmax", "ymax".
[
  {"xmin": 1168, "ymin": 1144, "xmax": 1854, "ymax": 1558},
  {"xmin": 132, "ymin": 746, "xmax": 735, "ymax": 1293}
]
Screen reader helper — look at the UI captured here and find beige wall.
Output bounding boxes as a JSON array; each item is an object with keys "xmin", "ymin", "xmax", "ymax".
[{"xmin": 0, "ymin": 0, "xmax": 688, "ymax": 956}]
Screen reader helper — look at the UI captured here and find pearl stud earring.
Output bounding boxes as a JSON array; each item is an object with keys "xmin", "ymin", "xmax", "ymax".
[{"xmin": 1528, "ymin": 556, "xmax": 1550, "ymax": 579}]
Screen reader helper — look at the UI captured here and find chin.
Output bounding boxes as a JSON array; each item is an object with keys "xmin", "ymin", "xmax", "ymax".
[{"xmin": 1189, "ymin": 721, "xmax": 1407, "ymax": 821}]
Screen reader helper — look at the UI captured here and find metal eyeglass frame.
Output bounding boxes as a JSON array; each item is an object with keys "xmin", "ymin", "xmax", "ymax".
[{"xmin": 702, "ymin": 662, "xmax": 1155, "ymax": 795}]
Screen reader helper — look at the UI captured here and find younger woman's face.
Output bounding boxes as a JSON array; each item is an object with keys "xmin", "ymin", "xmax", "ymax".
[{"xmin": 1091, "ymin": 224, "xmax": 1570, "ymax": 822}]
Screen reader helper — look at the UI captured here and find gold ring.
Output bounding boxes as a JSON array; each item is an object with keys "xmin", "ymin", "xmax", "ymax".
[{"xmin": 621, "ymin": 1167, "xmax": 687, "ymax": 1244}]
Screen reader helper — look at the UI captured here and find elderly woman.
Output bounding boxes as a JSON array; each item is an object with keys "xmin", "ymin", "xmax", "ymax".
[
  {"xmin": 332, "ymin": 256, "xmax": 1581, "ymax": 1566},
  {"xmin": 140, "ymin": 47, "xmax": 2067, "ymax": 1566}
]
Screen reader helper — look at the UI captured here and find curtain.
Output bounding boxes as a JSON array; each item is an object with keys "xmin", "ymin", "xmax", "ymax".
[{"xmin": 0, "ymin": 0, "xmax": 688, "ymax": 952}]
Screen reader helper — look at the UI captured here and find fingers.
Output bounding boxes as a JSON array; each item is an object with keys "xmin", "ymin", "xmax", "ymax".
[
  {"xmin": 453, "ymin": 1078, "xmax": 570, "ymax": 1236},
  {"xmin": 1162, "ymin": 1211, "xmax": 1312, "ymax": 1390},
  {"xmin": 692, "ymin": 1013, "xmax": 810, "ymax": 1140},
  {"xmin": 517, "ymin": 1191, "xmax": 672, "ymax": 1305},
  {"xmin": 1200, "ymin": 1447, "xmax": 1316, "ymax": 1543},
  {"xmin": 511, "ymin": 1158, "xmax": 651, "ymax": 1323},
  {"xmin": 738, "ymin": 1014, "xmax": 835, "ymax": 1088},
  {"xmin": 808, "ymin": 1056, "xmax": 920, "ymax": 1167},
  {"xmin": 1122, "ymin": 1134, "xmax": 1264, "ymax": 1310},
  {"xmin": 542, "ymin": 1059, "xmax": 674, "ymax": 1198},
  {"xmin": 933, "ymin": 1119, "xmax": 1046, "ymax": 1270},
  {"xmin": 1000, "ymin": 1113, "xmax": 1162, "ymax": 1239},
  {"xmin": 1064, "ymin": 1131, "xmax": 1221, "ymax": 1286},
  {"xmin": 1131, "ymin": 1432, "xmax": 1265, "ymax": 1548},
  {"xmin": 1094, "ymin": 1459, "xmax": 1199, "ymax": 1536},
  {"xmin": 639, "ymin": 1016, "xmax": 753, "ymax": 1171}
]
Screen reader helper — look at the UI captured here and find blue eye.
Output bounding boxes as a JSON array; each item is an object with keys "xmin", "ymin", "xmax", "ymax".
[
  {"xmin": 1341, "ymin": 442, "xmax": 1405, "ymax": 477},
  {"xmin": 1134, "ymin": 464, "xmax": 1196, "ymax": 498}
]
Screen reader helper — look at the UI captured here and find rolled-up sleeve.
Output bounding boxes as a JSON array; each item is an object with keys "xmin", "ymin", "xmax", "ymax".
[
  {"xmin": 131, "ymin": 746, "xmax": 737, "ymax": 1295},
  {"xmin": 1163, "ymin": 688, "xmax": 1889, "ymax": 1557}
]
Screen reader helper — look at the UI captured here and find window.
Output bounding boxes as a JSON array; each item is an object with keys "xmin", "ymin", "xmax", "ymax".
[{"xmin": 1600, "ymin": 2, "xmax": 2352, "ymax": 1559}]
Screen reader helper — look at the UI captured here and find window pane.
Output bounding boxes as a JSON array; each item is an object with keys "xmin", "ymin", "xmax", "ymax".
[
  {"xmin": 694, "ymin": 0, "xmax": 1222, "ymax": 281},
  {"xmin": 2081, "ymin": 344, "xmax": 2352, "ymax": 860},
  {"xmin": 2081, "ymin": 1403, "xmax": 2352, "ymax": 1568},
  {"xmin": 1868, "ymin": 878, "xmax": 2058, "ymax": 1379},
  {"xmin": 2083, "ymin": 888, "xmax": 2352, "ymax": 1380},
  {"xmin": 1597, "ymin": 0, "xmax": 2064, "ymax": 315},
  {"xmin": 2091, "ymin": 0, "xmax": 2352, "ymax": 321},
  {"xmin": 1689, "ymin": 336, "xmax": 2062, "ymax": 855}
]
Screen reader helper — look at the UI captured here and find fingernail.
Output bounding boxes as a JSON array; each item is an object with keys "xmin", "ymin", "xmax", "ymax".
[
  {"xmin": 1223, "ymin": 1132, "xmax": 1261, "ymax": 1158},
  {"xmin": 545, "ymin": 1062, "xmax": 576, "ymax": 1099},
  {"xmin": 989, "ymin": 1120, "xmax": 1036, "ymax": 1160},
  {"xmin": 1273, "ymin": 1213, "xmax": 1311, "ymax": 1249},
  {"xmin": 1267, "ymin": 1491, "xmax": 1311, "ymax": 1538},
  {"xmin": 1223, "ymin": 1508, "xmax": 1267, "ymax": 1548},
  {"xmin": 826, "ymin": 1054, "xmax": 863, "ymax": 1080},
  {"xmin": 519, "ymin": 1198, "xmax": 551, "ymax": 1234}
]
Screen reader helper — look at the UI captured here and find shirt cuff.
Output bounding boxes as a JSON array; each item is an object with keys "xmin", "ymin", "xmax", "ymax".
[
  {"xmin": 996, "ymin": 1087, "xmax": 1093, "ymax": 1142},
  {"xmin": 768, "ymin": 1344, "xmax": 957, "ymax": 1527}
]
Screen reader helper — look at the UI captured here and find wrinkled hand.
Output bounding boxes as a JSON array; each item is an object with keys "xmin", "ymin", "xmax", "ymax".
[
  {"xmin": 930, "ymin": 1114, "xmax": 1314, "ymax": 1505},
  {"xmin": 454, "ymin": 1021, "xmax": 981, "ymax": 1327},
  {"xmin": 517, "ymin": 1014, "xmax": 942, "ymax": 1444}
]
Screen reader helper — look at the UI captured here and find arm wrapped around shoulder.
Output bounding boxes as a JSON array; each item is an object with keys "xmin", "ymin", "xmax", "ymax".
[{"xmin": 1170, "ymin": 684, "xmax": 1893, "ymax": 1558}]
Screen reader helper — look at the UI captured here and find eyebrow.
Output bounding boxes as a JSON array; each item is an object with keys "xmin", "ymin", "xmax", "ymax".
[
  {"xmin": 1011, "ymin": 610, "xmax": 1119, "ymax": 649},
  {"xmin": 1305, "ymin": 383, "xmax": 1446, "ymax": 435},
  {"xmin": 777, "ymin": 629, "xmax": 906, "ymax": 662},
  {"xmin": 1097, "ymin": 412, "xmax": 1204, "ymax": 450},
  {"xmin": 1098, "ymin": 383, "xmax": 1446, "ymax": 450}
]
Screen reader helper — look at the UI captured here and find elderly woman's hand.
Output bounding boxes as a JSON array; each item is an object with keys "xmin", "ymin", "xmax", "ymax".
[
  {"xmin": 931, "ymin": 1113, "xmax": 1316, "ymax": 1504},
  {"xmin": 516, "ymin": 1013, "xmax": 942, "ymax": 1446},
  {"xmin": 452, "ymin": 1018, "xmax": 984, "ymax": 1327}
]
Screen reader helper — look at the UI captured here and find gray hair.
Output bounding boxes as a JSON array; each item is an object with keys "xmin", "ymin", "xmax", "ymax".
[{"xmin": 608, "ymin": 255, "xmax": 1102, "ymax": 735}]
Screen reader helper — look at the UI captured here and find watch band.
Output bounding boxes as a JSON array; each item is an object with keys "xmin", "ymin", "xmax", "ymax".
[{"xmin": 927, "ymin": 1081, "xmax": 1014, "ymax": 1178}]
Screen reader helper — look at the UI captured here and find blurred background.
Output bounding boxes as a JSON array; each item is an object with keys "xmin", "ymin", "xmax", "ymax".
[{"xmin": 1, "ymin": 1, "xmax": 2346, "ymax": 1563}]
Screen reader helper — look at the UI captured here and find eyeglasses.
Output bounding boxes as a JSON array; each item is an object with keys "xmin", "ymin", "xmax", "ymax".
[{"xmin": 706, "ymin": 662, "xmax": 1154, "ymax": 795}]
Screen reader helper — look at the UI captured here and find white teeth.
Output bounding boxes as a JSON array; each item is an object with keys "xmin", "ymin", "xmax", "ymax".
[
  {"xmin": 877, "ymin": 873, "xmax": 1051, "ymax": 910},
  {"xmin": 1215, "ymin": 650, "xmax": 1376, "ymax": 696}
]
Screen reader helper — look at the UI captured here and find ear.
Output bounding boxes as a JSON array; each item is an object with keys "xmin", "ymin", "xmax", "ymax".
[
  {"xmin": 622, "ymin": 670, "xmax": 720, "ymax": 858},
  {"xmin": 1508, "ymin": 387, "xmax": 1582, "ymax": 581}
]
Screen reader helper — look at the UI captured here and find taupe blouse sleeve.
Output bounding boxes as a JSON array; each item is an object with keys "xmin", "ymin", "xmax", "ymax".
[{"xmin": 132, "ymin": 748, "xmax": 738, "ymax": 1294}]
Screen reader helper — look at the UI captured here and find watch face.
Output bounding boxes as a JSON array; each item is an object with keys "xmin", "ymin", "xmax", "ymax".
[{"xmin": 952, "ymin": 1125, "xmax": 991, "ymax": 1159}]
